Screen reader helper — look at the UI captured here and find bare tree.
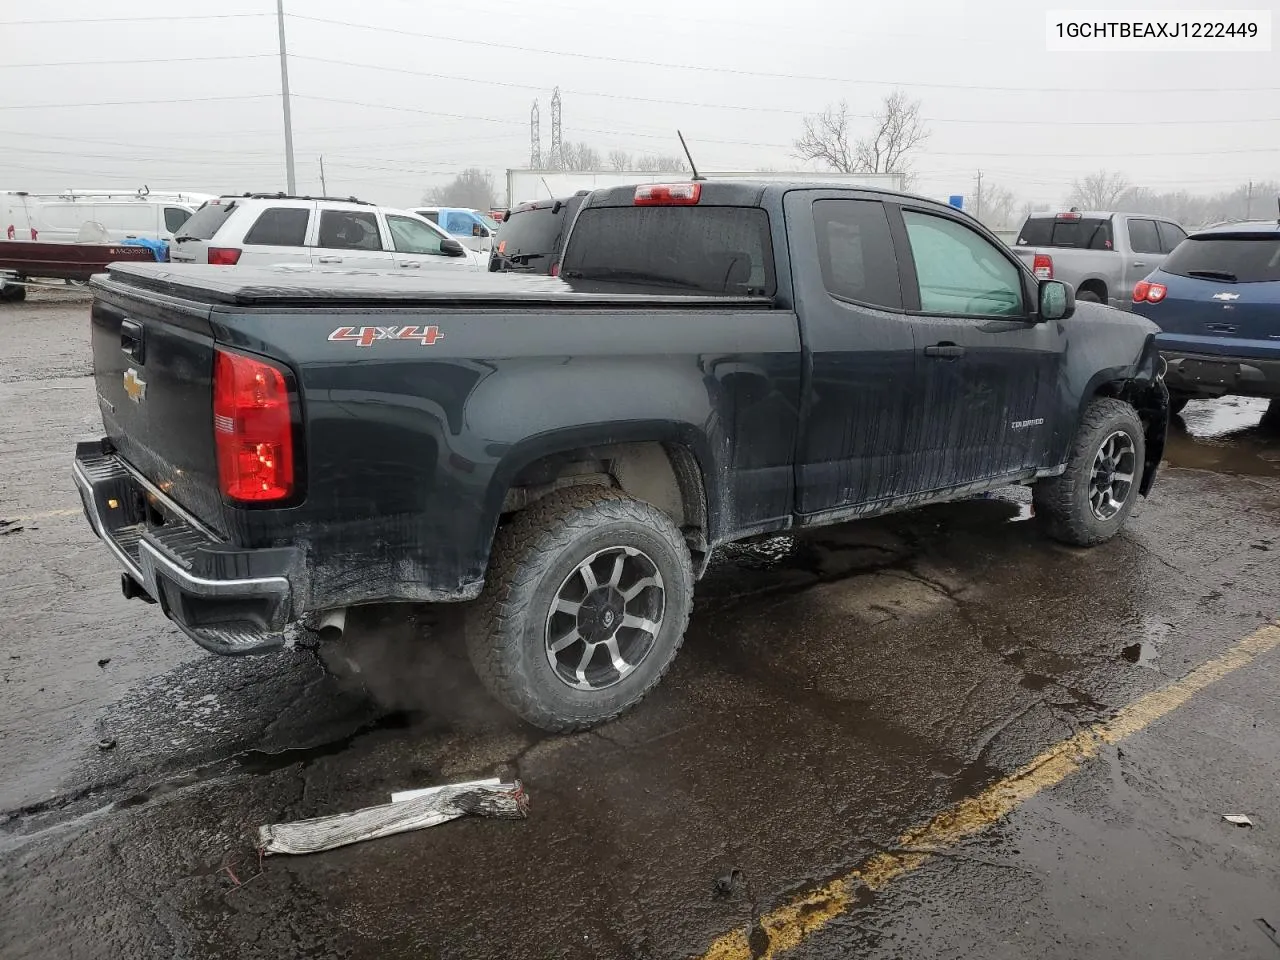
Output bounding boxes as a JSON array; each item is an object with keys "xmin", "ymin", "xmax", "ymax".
[
  {"xmin": 793, "ymin": 99, "xmax": 857, "ymax": 172},
  {"xmin": 976, "ymin": 183, "xmax": 1020, "ymax": 229},
  {"xmin": 559, "ymin": 142, "xmax": 602, "ymax": 172},
  {"xmin": 855, "ymin": 90, "xmax": 928, "ymax": 182},
  {"xmin": 633, "ymin": 154, "xmax": 689, "ymax": 173},
  {"xmin": 1068, "ymin": 170, "xmax": 1132, "ymax": 209},
  {"xmin": 423, "ymin": 168, "xmax": 495, "ymax": 209},
  {"xmin": 794, "ymin": 91, "xmax": 928, "ymax": 183},
  {"xmin": 607, "ymin": 149, "xmax": 633, "ymax": 172}
]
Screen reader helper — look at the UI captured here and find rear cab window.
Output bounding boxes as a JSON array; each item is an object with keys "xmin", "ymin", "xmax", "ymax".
[
  {"xmin": 561, "ymin": 205, "xmax": 776, "ymax": 295},
  {"xmin": 243, "ymin": 207, "xmax": 310, "ymax": 246},
  {"xmin": 1016, "ymin": 215, "xmax": 1113, "ymax": 250},
  {"xmin": 176, "ymin": 201, "xmax": 236, "ymax": 240},
  {"xmin": 1162, "ymin": 234, "xmax": 1280, "ymax": 283}
]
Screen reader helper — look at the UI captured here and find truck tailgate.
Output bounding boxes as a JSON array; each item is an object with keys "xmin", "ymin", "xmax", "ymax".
[{"xmin": 90, "ymin": 280, "xmax": 227, "ymax": 533}]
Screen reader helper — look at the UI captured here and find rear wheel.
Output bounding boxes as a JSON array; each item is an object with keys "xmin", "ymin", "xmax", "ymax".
[
  {"xmin": 465, "ymin": 486, "xmax": 694, "ymax": 732},
  {"xmin": 1034, "ymin": 398, "xmax": 1145, "ymax": 546},
  {"xmin": 1076, "ymin": 289, "xmax": 1102, "ymax": 304},
  {"xmin": 0, "ymin": 281, "xmax": 26, "ymax": 302}
]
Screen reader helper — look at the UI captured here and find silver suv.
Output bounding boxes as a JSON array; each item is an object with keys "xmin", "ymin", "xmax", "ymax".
[{"xmin": 170, "ymin": 194, "xmax": 485, "ymax": 272}]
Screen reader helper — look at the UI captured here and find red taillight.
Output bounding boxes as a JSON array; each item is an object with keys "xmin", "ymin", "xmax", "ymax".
[
  {"xmin": 1032, "ymin": 253, "xmax": 1053, "ymax": 279},
  {"xmin": 213, "ymin": 349, "xmax": 294, "ymax": 502},
  {"xmin": 1133, "ymin": 280, "xmax": 1167, "ymax": 304},
  {"xmin": 208, "ymin": 247, "xmax": 242, "ymax": 265},
  {"xmin": 1056, "ymin": 211, "xmax": 1082, "ymax": 220},
  {"xmin": 634, "ymin": 182, "xmax": 701, "ymax": 206},
  {"xmin": 549, "ymin": 261, "xmax": 560, "ymax": 277}
]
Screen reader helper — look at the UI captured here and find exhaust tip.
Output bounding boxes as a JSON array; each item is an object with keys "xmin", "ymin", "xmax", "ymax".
[{"xmin": 317, "ymin": 608, "xmax": 347, "ymax": 643}]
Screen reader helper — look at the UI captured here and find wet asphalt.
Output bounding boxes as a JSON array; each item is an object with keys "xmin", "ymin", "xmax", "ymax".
[{"xmin": 2, "ymin": 291, "xmax": 1279, "ymax": 960}]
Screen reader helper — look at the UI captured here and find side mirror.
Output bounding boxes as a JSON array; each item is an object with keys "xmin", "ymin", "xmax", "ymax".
[
  {"xmin": 1038, "ymin": 279, "xmax": 1075, "ymax": 322},
  {"xmin": 472, "ymin": 223, "xmax": 484, "ymax": 237},
  {"xmin": 441, "ymin": 237, "xmax": 466, "ymax": 257}
]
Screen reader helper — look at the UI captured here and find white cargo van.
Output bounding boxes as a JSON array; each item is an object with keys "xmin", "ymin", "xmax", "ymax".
[{"xmin": 1, "ymin": 189, "xmax": 215, "ymax": 244}]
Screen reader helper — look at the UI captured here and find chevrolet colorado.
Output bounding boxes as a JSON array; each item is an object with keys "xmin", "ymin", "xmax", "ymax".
[{"xmin": 74, "ymin": 180, "xmax": 1169, "ymax": 731}]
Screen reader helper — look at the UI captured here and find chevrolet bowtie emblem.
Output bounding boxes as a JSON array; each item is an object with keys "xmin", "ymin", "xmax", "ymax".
[{"xmin": 123, "ymin": 368, "xmax": 147, "ymax": 403}]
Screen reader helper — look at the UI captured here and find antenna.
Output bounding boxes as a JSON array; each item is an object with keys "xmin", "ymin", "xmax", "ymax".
[
  {"xmin": 677, "ymin": 130, "xmax": 703, "ymax": 181},
  {"xmin": 540, "ymin": 177, "xmax": 554, "ymax": 199}
]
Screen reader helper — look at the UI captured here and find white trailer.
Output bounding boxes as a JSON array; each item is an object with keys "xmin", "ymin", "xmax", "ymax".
[{"xmin": 505, "ymin": 170, "xmax": 905, "ymax": 208}]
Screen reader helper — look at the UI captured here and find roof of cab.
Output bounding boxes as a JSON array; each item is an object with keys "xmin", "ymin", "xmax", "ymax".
[{"xmin": 582, "ymin": 178, "xmax": 963, "ymax": 214}]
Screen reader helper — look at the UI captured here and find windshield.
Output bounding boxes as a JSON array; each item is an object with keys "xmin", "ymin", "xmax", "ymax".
[{"xmin": 560, "ymin": 205, "xmax": 776, "ymax": 295}]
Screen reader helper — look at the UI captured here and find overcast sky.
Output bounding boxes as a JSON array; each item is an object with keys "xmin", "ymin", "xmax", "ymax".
[{"xmin": 1, "ymin": 0, "xmax": 1276, "ymax": 209}]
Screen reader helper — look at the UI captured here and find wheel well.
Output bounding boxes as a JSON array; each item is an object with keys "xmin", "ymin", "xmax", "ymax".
[
  {"xmin": 1078, "ymin": 278, "xmax": 1108, "ymax": 300},
  {"xmin": 1087, "ymin": 378, "xmax": 1168, "ymax": 496},
  {"xmin": 503, "ymin": 441, "xmax": 710, "ymax": 573}
]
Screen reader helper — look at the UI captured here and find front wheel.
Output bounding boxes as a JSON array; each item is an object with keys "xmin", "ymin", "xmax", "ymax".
[
  {"xmin": 465, "ymin": 486, "xmax": 694, "ymax": 732},
  {"xmin": 1034, "ymin": 398, "xmax": 1146, "ymax": 546}
]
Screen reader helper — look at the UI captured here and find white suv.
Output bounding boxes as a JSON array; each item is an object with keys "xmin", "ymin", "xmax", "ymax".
[{"xmin": 169, "ymin": 194, "xmax": 485, "ymax": 272}]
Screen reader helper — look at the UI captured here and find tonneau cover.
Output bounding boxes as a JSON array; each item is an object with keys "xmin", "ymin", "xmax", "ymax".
[{"xmin": 95, "ymin": 262, "xmax": 775, "ymax": 309}]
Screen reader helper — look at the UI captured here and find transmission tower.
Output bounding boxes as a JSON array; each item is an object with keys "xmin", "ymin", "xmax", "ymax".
[
  {"xmin": 549, "ymin": 87, "xmax": 563, "ymax": 170},
  {"xmin": 530, "ymin": 99, "xmax": 541, "ymax": 169}
]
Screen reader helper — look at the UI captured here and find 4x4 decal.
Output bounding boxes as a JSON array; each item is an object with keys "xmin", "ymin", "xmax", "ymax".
[{"xmin": 328, "ymin": 325, "xmax": 444, "ymax": 347}]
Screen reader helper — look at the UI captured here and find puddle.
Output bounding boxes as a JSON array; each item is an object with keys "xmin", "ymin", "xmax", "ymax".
[
  {"xmin": 1120, "ymin": 641, "xmax": 1160, "ymax": 669},
  {"xmin": 1166, "ymin": 398, "xmax": 1280, "ymax": 478}
]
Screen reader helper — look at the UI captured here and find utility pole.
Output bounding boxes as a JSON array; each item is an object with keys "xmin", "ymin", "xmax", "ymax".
[
  {"xmin": 276, "ymin": 0, "xmax": 297, "ymax": 194},
  {"xmin": 974, "ymin": 169, "xmax": 984, "ymax": 221},
  {"xmin": 319, "ymin": 155, "xmax": 327, "ymax": 196},
  {"xmin": 1246, "ymin": 179, "xmax": 1253, "ymax": 220}
]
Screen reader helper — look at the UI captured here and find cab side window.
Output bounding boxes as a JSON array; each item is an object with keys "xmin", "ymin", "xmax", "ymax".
[
  {"xmin": 317, "ymin": 210, "xmax": 382, "ymax": 250},
  {"xmin": 901, "ymin": 210, "xmax": 1024, "ymax": 317},
  {"xmin": 386, "ymin": 215, "xmax": 445, "ymax": 256},
  {"xmin": 164, "ymin": 207, "xmax": 192, "ymax": 234},
  {"xmin": 1127, "ymin": 218, "xmax": 1162, "ymax": 255},
  {"xmin": 812, "ymin": 199, "xmax": 902, "ymax": 310}
]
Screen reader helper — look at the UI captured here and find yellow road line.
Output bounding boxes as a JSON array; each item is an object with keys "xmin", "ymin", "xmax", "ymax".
[
  {"xmin": 3, "ymin": 508, "xmax": 80, "ymax": 523},
  {"xmin": 698, "ymin": 623, "xmax": 1280, "ymax": 960}
]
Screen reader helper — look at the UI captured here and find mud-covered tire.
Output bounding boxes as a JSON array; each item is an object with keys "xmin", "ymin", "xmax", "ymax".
[
  {"xmin": 465, "ymin": 486, "xmax": 694, "ymax": 732},
  {"xmin": 1077, "ymin": 290, "xmax": 1102, "ymax": 304},
  {"xmin": 0, "ymin": 282, "xmax": 26, "ymax": 302},
  {"xmin": 1034, "ymin": 398, "xmax": 1146, "ymax": 547}
]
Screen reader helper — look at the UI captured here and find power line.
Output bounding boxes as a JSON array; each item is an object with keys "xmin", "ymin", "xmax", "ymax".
[
  {"xmin": 286, "ymin": 55, "xmax": 1280, "ymax": 127},
  {"xmin": 0, "ymin": 54, "xmax": 276, "ymax": 69},
  {"xmin": 285, "ymin": 13, "xmax": 1279, "ymax": 94},
  {"xmin": 0, "ymin": 94, "xmax": 277, "ymax": 111},
  {"xmin": 0, "ymin": 14, "xmax": 272, "ymax": 25}
]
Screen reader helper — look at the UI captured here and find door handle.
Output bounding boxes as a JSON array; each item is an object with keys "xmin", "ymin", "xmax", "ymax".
[
  {"xmin": 398, "ymin": 261, "xmax": 421, "ymax": 269},
  {"xmin": 317, "ymin": 256, "xmax": 343, "ymax": 264},
  {"xmin": 120, "ymin": 318, "xmax": 144, "ymax": 363},
  {"xmin": 1206, "ymin": 322, "xmax": 1236, "ymax": 333},
  {"xmin": 1132, "ymin": 260, "xmax": 1147, "ymax": 267},
  {"xmin": 924, "ymin": 342, "xmax": 966, "ymax": 359}
]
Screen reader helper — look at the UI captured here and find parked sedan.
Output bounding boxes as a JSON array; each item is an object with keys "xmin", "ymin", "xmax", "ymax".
[{"xmin": 1132, "ymin": 221, "xmax": 1280, "ymax": 413}]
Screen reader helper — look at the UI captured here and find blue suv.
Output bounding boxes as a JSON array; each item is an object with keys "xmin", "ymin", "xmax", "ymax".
[{"xmin": 1133, "ymin": 220, "xmax": 1280, "ymax": 413}]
